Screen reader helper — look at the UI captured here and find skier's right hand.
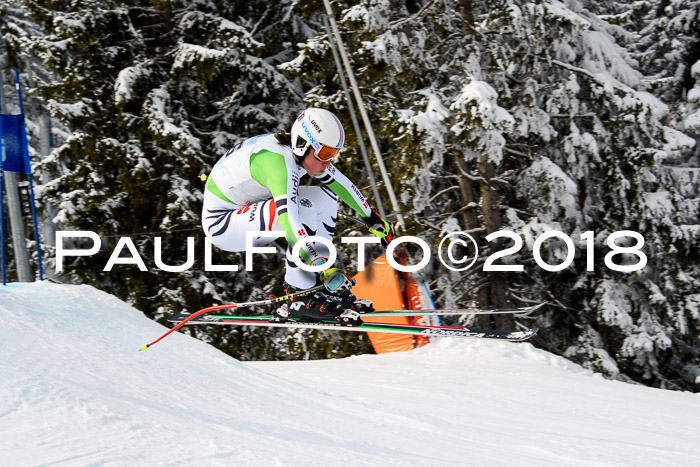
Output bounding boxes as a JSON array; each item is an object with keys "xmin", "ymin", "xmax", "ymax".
[
  {"xmin": 320, "ymin": 268, "xmax": 355, "ymax": 293},
  {"xmin": 363, "ymin": 209, "xmax": 395, "ymax": 248}
]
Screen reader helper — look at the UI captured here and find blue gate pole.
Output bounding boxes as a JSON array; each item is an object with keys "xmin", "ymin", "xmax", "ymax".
[
  {"xmin": 0, "ymin": 142, "xmax": 6, "ymax": 286},
  {"xmin": 15, "ymin": 71, "xmax": 43, "ymax": 280}
]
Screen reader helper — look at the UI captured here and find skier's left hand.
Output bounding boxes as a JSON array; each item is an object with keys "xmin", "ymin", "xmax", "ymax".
[
  {"xmin": 363, "ymin": 209, "xmax": 395, "ymax": 248},
  {"xmin": 320, "ymin": 268, "xmax": 355, "ymax": 293}
]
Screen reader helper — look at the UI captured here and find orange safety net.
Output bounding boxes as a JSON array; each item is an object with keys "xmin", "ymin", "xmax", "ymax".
[{"xmin": 352, "ymin": 254, "xmax": 414, "ymax": 353}]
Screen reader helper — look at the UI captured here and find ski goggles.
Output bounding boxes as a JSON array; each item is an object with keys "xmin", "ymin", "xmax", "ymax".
[{"xmin": 311, "ymin": 143, "xmax": 341, "ymax": 162}]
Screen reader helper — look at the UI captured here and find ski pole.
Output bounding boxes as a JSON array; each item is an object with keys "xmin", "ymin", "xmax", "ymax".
[
  {"xmin": 140, "ymin": 284, "xmax": 325, "ymax": 351},
  {"xmin": 338, "ymin": 212, "xmax": 367, "ymax": 227}
]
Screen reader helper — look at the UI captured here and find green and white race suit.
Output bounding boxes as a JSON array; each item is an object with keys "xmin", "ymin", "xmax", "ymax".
[{"xmin": 202, "ymin": 133, "xmax": 371, "ymax": 289}]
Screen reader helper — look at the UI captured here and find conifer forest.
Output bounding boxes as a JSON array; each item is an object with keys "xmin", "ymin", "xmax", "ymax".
[{"xmin": 1, "ymin": 0, "xmax": 698, "ymax": 391}]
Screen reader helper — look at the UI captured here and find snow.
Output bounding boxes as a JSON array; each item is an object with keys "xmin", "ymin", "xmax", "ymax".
[
  {"xmin": 342, "ymin": 2, "xmax": 391, "ymax": 32},
  {"xmin": 692, "ymin": 59, "xmax": 700, "ymax": 79},
  {"xmin": 114, "ymin": 64, "xmax": 149, "ymax": 105},
  {"xmin": 172, "ymin": 43, "xmax": 228, "ymax": 71},
  {"xmin": 396, "ymin": 90, "xmax": 450, "ymax": 159},
  {"xmin": 518, "ymin": 156, "xmax": 579, "ymax": 223},
  {"xmin": 686, "ymin": 111, "xmax": 700, "ymax": 133},
  {"xmin": 545, "ymin": 0, "xmax": 591, "ymax": 30},
  {"xmin": 47, "ymin": 99, "xmax": 93, "ymax": 120},
  {"xmin": 450, "ymin": 81, "xmax": 514, "ymax": 165},
  {"xmin": 1, "ymin": 282, "xmax": 699, "ymax": 466},
  {"xmin": 144, "ymin": 85, "xmax": 201, "ymax": 152},
  {"xmin": 451, "ymin": 81, "xmax": 515, "ymax": 131}
]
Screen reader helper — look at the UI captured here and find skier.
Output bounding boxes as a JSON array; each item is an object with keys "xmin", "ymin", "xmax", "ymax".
[{"xmin": 202, "ymin": 108, "xmax": 394, "ymax": 326}]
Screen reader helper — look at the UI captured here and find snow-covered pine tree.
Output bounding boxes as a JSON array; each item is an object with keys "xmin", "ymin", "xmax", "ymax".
[
  {"xmin": 686, "ymin": 60, "xmax": 700, "ymax": 139},
  {"xmin": 19, "ymin": 0, "xmax": 373, "ymax": 360},
  {"xmin": 1, "ymin": 1, "xmax": 41, "ymax": 71},
  {"xmin": 25, "ymin": 0, "xmax": 238, "ymax": 315},
  {"xmin": 284, "ymin": 0, "xmax": 700, "ymax": 389},
  {"xmin": 622, "ymin": 0, "xmax": 700, "ymax": 387},
  {"xmin": 474, "ymin": 0, "xmax": 698, "ymax": 390}
]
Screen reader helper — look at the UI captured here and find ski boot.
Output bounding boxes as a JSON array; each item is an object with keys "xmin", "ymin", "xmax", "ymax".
[
  {"xmin": 270, "ymin": 282, "xmax": 366, "ymax": 326},
  {"xmin": 326, "ymin": 283, "xmax": 376, "ymax": 315},
  {"xmin": 353, "ymin": 299, "xmax": 375, "ymax": 314},
  {"xmin": 270, "ymin": 304, "xmax": 292, "ymax": 323},
  {"xmin": 335, "ymin": 309, "xmax": 363, "ymax": 327}
]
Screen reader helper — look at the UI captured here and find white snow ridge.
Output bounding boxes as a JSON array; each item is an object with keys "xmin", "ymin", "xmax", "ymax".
[{"xmin": 1, "ymin": 282, "xmax": 698, "ymax": 466}]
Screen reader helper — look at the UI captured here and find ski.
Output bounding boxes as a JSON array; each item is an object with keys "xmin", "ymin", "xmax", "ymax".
[
  {"xmin": 167, "ymin": 302, "xmax": 544, "ymax": 322},
  {"xmin": 140, "ymin": 283, "xmax": 326, "ymax": 351},
  {"xmin": 166, "ymin": 314, "xmax": 538, "ymax": 341},
  {"xmin": 359, "ymin": 302, "xmax": 546, "ymax": 317}
]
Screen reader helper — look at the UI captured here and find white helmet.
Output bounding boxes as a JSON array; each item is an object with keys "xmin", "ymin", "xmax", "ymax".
[{"xmin": 290, "ymin": 108, "xmax": 345, "ymax": 161}]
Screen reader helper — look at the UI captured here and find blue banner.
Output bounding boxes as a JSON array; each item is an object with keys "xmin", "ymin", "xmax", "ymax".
[{"xmin": 0, "ymin": 114, "xmax": 31, "ymax": 174}]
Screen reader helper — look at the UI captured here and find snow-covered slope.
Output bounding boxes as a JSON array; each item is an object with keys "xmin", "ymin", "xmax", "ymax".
[{"xmin": 1, "ymin": 282, "xmax": 698, "ymax": 466}]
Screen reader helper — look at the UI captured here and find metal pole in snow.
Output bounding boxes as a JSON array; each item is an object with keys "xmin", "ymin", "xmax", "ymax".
[
  {"xmin": 0, "ymin": 125, "xmax": 5, "ymax": 285},
  {"xmin": 322, "ymin": 15, "xmax": 386, "ymax": 219},
  {"xmin": 15, "ymin": 71, "xmax": 43, "ymax": 280},
  {"xmin": 321, "ymin": 0, "xmax": 405, "ymax": 229},
  {"xmin": 0, "ymin": 67, "xmax": 32, "ymax": 281}
]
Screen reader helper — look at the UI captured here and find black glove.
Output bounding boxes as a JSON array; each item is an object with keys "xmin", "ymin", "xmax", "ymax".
[{"xmin": 363, "ymin": 209, "xmax": 395, "ymax": 248}]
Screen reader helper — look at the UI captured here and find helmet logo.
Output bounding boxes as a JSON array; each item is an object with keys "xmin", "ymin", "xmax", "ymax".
[
  {"xmin": 310, "ymin": 119, "xmax": 323, "ymax": 133},
  {"xmin": 300, "ymin": 121, "xmax": 316, "ymax": 145}
]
